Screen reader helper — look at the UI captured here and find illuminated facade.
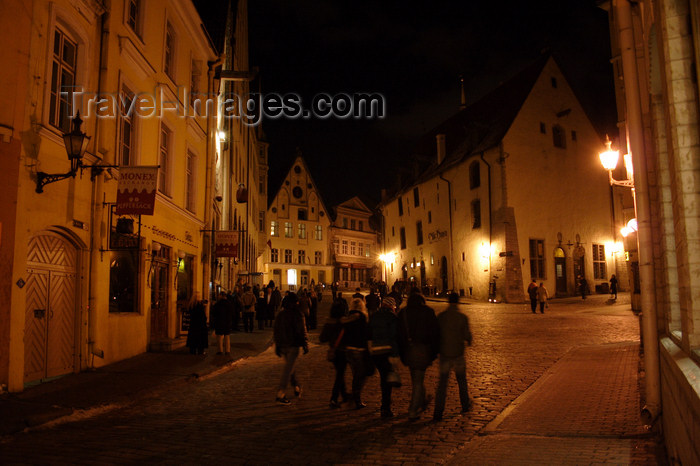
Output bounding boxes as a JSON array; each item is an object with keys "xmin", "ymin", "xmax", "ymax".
[
  {"xmin": 380, "ymin": 57, "xmax": 616, "ymax": 302},
  {"xmin": 264, "ymin": 156, "xmax": 332, "ymax": 290},
  {"xmin": 0, "ymin": 0, "xmax": 253, "ymax": 392}
]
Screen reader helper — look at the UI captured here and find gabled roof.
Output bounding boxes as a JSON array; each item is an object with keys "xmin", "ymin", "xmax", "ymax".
[
  {"xmin": 334, "ymin": 196, "xmax": 373, "ymax": 215},
  {"xmin": 268, "ymin": 155, "xmax": 332, "ymax": 220},
  {"xmin": 382, "ymin": 54, "xmax": 550, "ymax": 204},
  {"xmin": 192, "ymin": 0, "xmax": 235, "ymax": 55}
]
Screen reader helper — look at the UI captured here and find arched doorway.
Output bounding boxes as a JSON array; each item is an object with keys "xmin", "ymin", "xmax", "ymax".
[
  {"xmin": 554, "ymin": 247, "xmax": 567, "ymax": 295},
  {"xmin": 24, "ymin": 233, "xmax": 78, "ymax": 383}
]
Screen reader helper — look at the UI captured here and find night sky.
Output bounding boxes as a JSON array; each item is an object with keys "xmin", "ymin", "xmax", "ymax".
[{"xmin": 248, "ymin": 0, "xmax": 616, "ymax": 208}]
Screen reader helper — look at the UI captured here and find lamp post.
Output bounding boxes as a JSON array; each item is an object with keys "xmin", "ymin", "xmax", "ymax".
[{"xmin": 599, "ymin": 135, "xmax": 660, "ymax": 423}]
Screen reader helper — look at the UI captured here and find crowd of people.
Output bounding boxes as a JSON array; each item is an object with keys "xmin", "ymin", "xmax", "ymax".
[{"xmin": 276, "ymin": 285, "xmax": 473, "ymax": 422}]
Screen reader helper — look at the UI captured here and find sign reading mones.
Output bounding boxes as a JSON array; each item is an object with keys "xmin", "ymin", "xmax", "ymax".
[{"xmin": 116, "ymin": 166, "xmax": 159, "ymax": 215}]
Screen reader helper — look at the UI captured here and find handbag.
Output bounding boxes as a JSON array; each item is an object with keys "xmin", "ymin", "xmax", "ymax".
[
  {"xmin": 386, "ymin": 363, "xmax": 402, "ymax": 388},
  {"xmin": 327, "ymin": 328, "xmax": 344, "ymax": 362}
]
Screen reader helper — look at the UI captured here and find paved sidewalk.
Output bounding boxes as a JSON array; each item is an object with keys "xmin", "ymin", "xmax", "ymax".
[{"xmin": 0, "ymin": 327, "xmax": 274, "ymax": 435}]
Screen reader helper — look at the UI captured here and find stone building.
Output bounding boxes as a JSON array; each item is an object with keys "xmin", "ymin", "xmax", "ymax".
[
  {"xmin": 264, "ymin": 155, "xmax": 333, "ymax": 290},
  {"xmin": 0, "ymin": 0, "xmax": 260, "ymax": 392},
  {"xmin": 600, "ymin": 0, "xmax": 700, "ymax": 463},
  {"xmin": 329, "ymin": 197, "xmax": 380, "ymax": 289},
  {"xmin": 380, "ymin": 56, "xmax": 617, "ymax": 302}
]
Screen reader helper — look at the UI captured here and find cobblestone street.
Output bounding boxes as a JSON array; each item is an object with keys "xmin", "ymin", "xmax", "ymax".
[{"xmin": 0, "ymin": 295, "xmax": 666, "ymax": 464}]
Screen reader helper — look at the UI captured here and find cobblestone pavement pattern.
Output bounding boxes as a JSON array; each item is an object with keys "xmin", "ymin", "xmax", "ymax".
[{"xmin": 0, "ymin": 294, "xmax": 666, "ymax": 464}]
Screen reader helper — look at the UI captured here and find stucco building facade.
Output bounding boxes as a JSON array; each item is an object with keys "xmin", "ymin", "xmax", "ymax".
[{"xmin": 380, "ymin": 57, "xmax": 618, "ymax": 302}]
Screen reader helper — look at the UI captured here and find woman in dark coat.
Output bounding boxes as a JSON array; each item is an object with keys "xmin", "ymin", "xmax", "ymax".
[
  {"xmin": 186, "ymin": 293, "xmax": 208, "ymax": 355},
  {"xmin": 342, "ymin": 298, "xmax": 372, "ymax": 409},
  {"xmin": 320, "ymin": 301, "xmax": 351, "ymax": 408}
]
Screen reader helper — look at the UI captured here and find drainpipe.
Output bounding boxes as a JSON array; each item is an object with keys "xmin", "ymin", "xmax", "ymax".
[
  {"xmin": 204, "ymin": 58, "xmax": 223, "ymax": 303},
  {"xmin": 86, "ymin": 9, "xmax": 111, "ymax": 367},
  {"xmin": 615, "ymin": 0, "xmax": 660, "ymax": 423}
]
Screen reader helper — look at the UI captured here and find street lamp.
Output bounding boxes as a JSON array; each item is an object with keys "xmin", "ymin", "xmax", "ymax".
[
  {"xmin": 599, "ymin": 135, "xmax": 634, "ymax": 188},
  {"xmin": 36, "ymin": 112, "xmax": 120, "ymax": 193}
]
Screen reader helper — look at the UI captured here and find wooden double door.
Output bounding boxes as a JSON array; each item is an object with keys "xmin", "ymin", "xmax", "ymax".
[{"xmin": 24, "ymin": 234, "xmax": 78, "ymax": 383}]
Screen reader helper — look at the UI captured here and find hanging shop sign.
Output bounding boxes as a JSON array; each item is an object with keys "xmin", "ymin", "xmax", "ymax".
[
  {"xmin": 215, "ymin": 231, "xmax": 239, "ymax": 257},
  {"xmin": 116, "ymin": 166, "xmax": 159, "ymax": 215}
]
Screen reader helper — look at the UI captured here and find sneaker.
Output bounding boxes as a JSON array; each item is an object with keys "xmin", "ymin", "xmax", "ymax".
[
  {"xmin": 329, "ymin": 400, "xmax": 341, "ymax": 409},
  {"xmin": 276, "ymin": 396, "xmax": 291, "ymax": 405}
]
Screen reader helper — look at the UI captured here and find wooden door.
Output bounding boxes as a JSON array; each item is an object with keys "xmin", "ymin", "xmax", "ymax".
[{"xmin": 24, "ymin": 235, "xmax": 77, "ymax": 383}]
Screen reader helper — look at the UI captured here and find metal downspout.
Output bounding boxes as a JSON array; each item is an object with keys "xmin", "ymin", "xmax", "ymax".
[{"xmin": 615, "ymin": 0, "xmax": 660, "ymax": 422}]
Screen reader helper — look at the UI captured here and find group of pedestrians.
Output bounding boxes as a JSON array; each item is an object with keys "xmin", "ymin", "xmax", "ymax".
[{"xmin": 274, "ymin": 288, "xmax": 473, "ymax": 422}]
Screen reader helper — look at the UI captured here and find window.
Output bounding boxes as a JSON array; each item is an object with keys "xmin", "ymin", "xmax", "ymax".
[
  {"xmin": 298, "ymin": 223, "xmax": 306, "ymax": 239},
  {"xmin": 314, "ymin": 251, "xmax": 322, "ymax": 264},
  {"xmin": 284, "ymin": 222, "xmax": 293, "ymax": 238},
  {"xmin": 341, "ymin": 240, "xmax": 348, "ymax": 255},
  {"xmin": 551, "ymin": 77, "xmax": 558, "ymax": 88},
  {"xmin": 259, "ymin": 211, "xmax": 265, "ymax": 231},
  {"xmin": 469, "ymin": 162, "xmax": 480, "ymax": 189},
  {"xmin": 158, "ymin": 124, "xmax": 172, "ymax": 195},
  {"xmin": 471, "ymin": 199, "xmax": 481, "ymax": 229},
  {"xmin": 392, "ymin": 226, "xmax": 395, "ymax": 236},
  {"xmin": 529, "ymin": 239, "xmax": 545, "ymax": 279},
  {"xmin": 400, "ymin": 227, "xmax": 406, "ymax": 250},
  {"xmin": 343, "ymin": 217, "xmax": 348, "ymax": 228},
  {"xmin": 552, "ymin": 125, "xmax": 566, "ymax": 148},
  {"xmin": 593, "ymin": 244, "xmax": 607, "ymax": 279},
  {"xmin": 185, "ymin": 150, "xmax": 195, "ymax": 212},
  {"xmin": 358, "ymin": 221, "xmax": 363, "ymax": 231},
  {"xmin": 126, "ymin": 0, "xmax": 142, "ymax": 35},
  {"xmin": 298, "ymin": 209, "xmax": 307, "ymax": 220},
  {"xmin": 284, "ymin": 249, "xmax": 292, "ymax": 263},
  {"xmin": 314, "ymin": 225, "xmax": 322, "ymax": 240},
  {"xmin": 540, "ymin": 122, "xmax": 546, "ymax": 134},
  {"xmin": 571, "ymin": 130, "xmax": 577, "ymax": 141},
  {"xmin": 428, "ymin": 211, "xmax": 432, "ymax": 224},
  {"xmin": 270, "ymin": 221, "xmax": 279, "ymax": 237},
  {"xmin": 365, "ymin": 246, "xmax": 370, "ymax": 258},
  {"xmin": 270, "ymin": 248, "xmax": 279, "ymax": 262},
  {"xmin": 358, "ymin": 243, "xmax": 364, "ymax": 257},
  {"xmin": 109, "ymin": 250, "xmax": 138, "ymax": 313},
  {"xmin": 164, "ymin": 22, "xmax": 175, "ymax": 79},
  {"xmin": 416, "ymin": 221, "xmax": 423, "ymax": 245},
  {"xmin": 49, "ymin": 28, "xmax": 77, "ymax": 133},
  {"xmin": 118, "ymin": 86, "xmax": 136, "ymax": 165},
  {"xmin": 430, "ymin": 253, "xmax": 434, "ymax": 265},
  {"xmin": 259, "ymin": 174, "xmax": 265, "ymax": 194},
  {"xmin": 398, "ymin": 198, "xmax": 403, "ymax": 216},
  {"xmin": 300, "ymin": 270, "xmax": 309, "ymax": 286},
  {"xmin": 350, "ymin": 241, "xmax": 356, "ymax": 255},
  {"xmin": 298, "ymin": 250, "xmax": 306, "ymax": 264},
  {"xmin": 413, "ymin": 187, "xmax": 420, "ymax": 207},
  {"xmin": 190, "ymin": 60, "xmax": 201, "ymax": 108},
  {"xmin": 351, "ymin": 219, "xmax": 356, "ymax": 230},
  {"xmin": 332, "ymin": 239, "xmax": 339, "ymax": 254}
]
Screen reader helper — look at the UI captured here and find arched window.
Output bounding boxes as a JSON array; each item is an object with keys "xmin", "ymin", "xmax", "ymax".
[{"xmin": 469, "ymin": 161, "xmax": 480, "ymax": 189}]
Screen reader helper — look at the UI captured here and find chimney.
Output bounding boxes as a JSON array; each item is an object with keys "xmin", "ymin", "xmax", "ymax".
[
  {"xmin": 459, "ymin": 75, "xmax": 466, "ymax": 109},
  {"xmin": 436, "ymin": 134, "xmax": 446, "ymax": 165}
]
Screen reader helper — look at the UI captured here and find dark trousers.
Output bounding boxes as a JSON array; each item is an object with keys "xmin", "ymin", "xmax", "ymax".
[
  {"xmin": 346, "ymin": 350, "xmax": 367, "ymax": 406},
  {"xmin": 372, "ymin": 354, "xmax": 393, "ymax": 411},
  {"xmin": 530, "ymin": 298, "xmax": 537, "ymax": 313},
  {"xmin": 331, "ymin": 351, "xmax": 349, "ymax": 402},
  {"xmin": 539, "ymin": 301, "xmax": 546, "ymax": 312},
  {"xmin": 243, "ymin": 312, "xmax": 255, "ymax": 332}
]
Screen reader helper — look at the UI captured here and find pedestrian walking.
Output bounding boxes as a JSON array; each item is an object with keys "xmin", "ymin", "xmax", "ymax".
[
  {"xmin": 228, "ymin": 291, "xmax": 242, "ymax": 332},
  {"xmin": 331, "ymin": 281, "xmax": 338, "ymax": 300},
  {"xmin": 256, "ymin": 289, "xmax": 267, "ymax": 330},
  {"xmin": 241, "ymin": 285, "xmax": 256, "ymax": 332},
  {"xmin": 365, "ymin": 288, "xmax": 381, "ymax": 315},
  {"xmin": 352, "ymin": 287, "xmax": 364, "ymax": 300},
  {"xmin": 210, "ymin": 292, "xmax": 234, "ymax": 355},
  {"xmin": 537, "ymin": 282, "xmax": 549, "ymax": 313},
  {"xmin": 578, "ymin": 275, "xmax": 588, "ymax": 300},
  {"xmin": 269, "ymin": 284, "xmax": 282, "ymax": 327},
  {"xmin": 186, "ymin": 293, "xmax": 208, "ymax": 355},
  {"xmin": 388, "ymin": 284, "xmax": 403, "ymax": 309},
  {"xmin": 320, "ymin": 300, "xmax": 351, "ymax": 408},
  {"xmin": 527, "ymin": 279, "xmax": 538, "ymax": 313},
  {"xmin": 609, "ymin": 274, "xmax": 618, "ymax": 300},
  {"xmin": 433, "ymin": 293, "xmax": 472, "ymax": 421},
  {"xmin": 343, "ymin": 298, "xmax": 373, "ymax": 409},
  {"xmin": 273, "ymin": 293, "xmax": 308, "ymax": 404},
  {"xmin": 369, "ymin": 297, "xmax": 400, "ymax": 418},
  {"xmin": 308, "ymin": 288, "xmax": 318, "ymax": 330},
  {"xmin": 398, "ymin": 293, "xmax": 439, "ymax": 420},
  {"xmin": 298, "ymin": 289, "xmax": 311, "ymax": 324}
]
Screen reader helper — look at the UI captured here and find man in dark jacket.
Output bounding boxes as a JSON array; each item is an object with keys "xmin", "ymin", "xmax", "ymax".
[
  {"xmin": 210, "ymin": 292, "xmax": 234, "ymax": 355},
  {"xmin": 433, "ymin": 293, "xmax": 473, "ymax": 421},
  {"xmin": 388, "ymin": 285, "xmax": 403, "ymax": 309},
  {"xmin": 527, "ymin": 279, "xmax": 538, "ymax": 313},
  {"xmin": 397, "ymin": 293, "xmax": 439, "ymax": 420},
  {"xmin": 273, "ymin": 293, "xmax": 308, "ymax": 404},
  {"xmin": 369, "ymin": 297, "xmax": 399, "ymax": 418}
]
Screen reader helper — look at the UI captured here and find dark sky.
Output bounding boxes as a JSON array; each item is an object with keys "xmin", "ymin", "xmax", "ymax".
[{"xmin": 248, "ymin": 0, "xmax": 616, "ymax": 208}]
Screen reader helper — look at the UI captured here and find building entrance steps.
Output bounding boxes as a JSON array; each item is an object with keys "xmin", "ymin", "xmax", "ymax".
[{"xmin": 448, "ymin": 342, "xmax": 667, "ymax": 464}]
